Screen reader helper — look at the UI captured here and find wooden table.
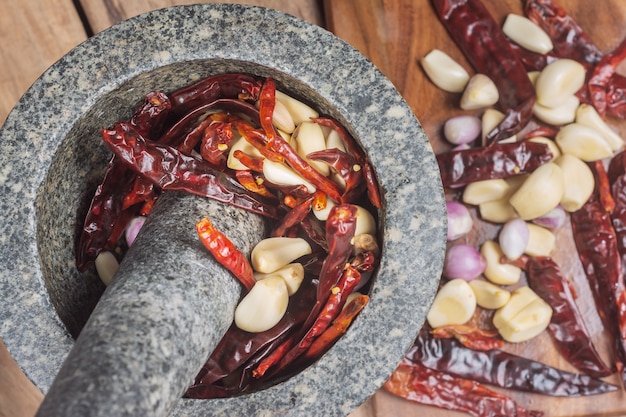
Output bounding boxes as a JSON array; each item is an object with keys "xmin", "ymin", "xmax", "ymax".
[{"xmin": 3, "ymin": 1, "xmax": 626, "ymax": 416}]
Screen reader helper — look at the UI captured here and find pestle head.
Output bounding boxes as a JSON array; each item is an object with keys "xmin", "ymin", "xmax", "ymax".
[{"xmin": 35, "ymin": 192, "xmax": 266, "ymax": 417}]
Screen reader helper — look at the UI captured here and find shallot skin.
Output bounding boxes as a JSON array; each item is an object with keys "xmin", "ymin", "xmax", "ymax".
[{"xmin": 443, "ymin": 243, "xmax": 486, "ymax": 282}]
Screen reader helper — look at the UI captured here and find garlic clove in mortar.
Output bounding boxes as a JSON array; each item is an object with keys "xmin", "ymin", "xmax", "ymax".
[
  {"xmin": 235, "ymin": 276, "xmax": 289, "ymax": 333},
  {"xmin": 251, "ymin": 237, "xmax": 312, "ymax": 274}
]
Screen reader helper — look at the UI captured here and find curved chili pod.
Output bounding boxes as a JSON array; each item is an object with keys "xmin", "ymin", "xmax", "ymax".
[
  {"xmin": 168, "ymin": 73, "xmax": 263, "ymax": 115},
  {"xmin": 430, "ymin": 325, "xmax": 504, "ymax": 351},
  {"xmin": 408, "ymin": 328, "xmax": 618, "ymax": 397},
  {"xmin": 524, "ymin": 256, "xmax": 613, "ymax": 378},
  {"xmin": 384, "ymin": 359, "xmax": 544, "ymax": 417},
  {"xmin": 525, "ymin": 0, "xmax": 603, "ymax": 65},
  {"xmin": 571, "ymin": 195, "xmax": 626, "ymax": 386},
  {"xmin": 102, "ymin": 122, "xmax": 280, "ymax": 219},
  {"xmin": 436, "ymin": 141, "xmax": 553, "ymax": 187},
  {"xmin": 431, "ymin": 0, "xmax": 536, "ymax": 144},
  {"xmin": 588, "ymin": 37, "xmax": 626, "ymax": 117}
]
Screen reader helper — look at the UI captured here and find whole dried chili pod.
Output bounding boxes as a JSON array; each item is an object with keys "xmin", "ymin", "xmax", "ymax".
[
  {"xmin": 436, "ymin": 141, "xmax": 553, "ymax": 188},
  {"xmin": 570, "ymin": 195, "xmax": 626, "ymax": 386},
  {"xmin": 307, "ymin": 148, "xmax": 365, "ymax": 203},
  {"xmin": 525, "ymin": 0, "xmax": 603, "ymax": 65},
  {"xmin": 101, "ymin": 122, "xmax": 280, "ymax": 220},
  {"xmin": 269, "ymin": 204, "xmax": 359, "ymax": 375},
  {"xmin": 408, "ymin": 328, "xmax": 618, "ymax": 396},
  {"xmin": 76, "ymin": 157, "xmax": 137, "ymax": 271},
  {"xmin": 302, "ymin": 293, "xmax": 369, "ymax": 360},
  {"xmin": 195, "ymin": 217, "xmax": 255, "ymax": 291},
  {"xmin": 255, "ymin": 80, "xmax": 344, "ymax": 203},
  {"xmin": 312, "ymin": 117, "xmax": 382, "ymax": 209},
  {"xmin": 431, "ymin": 0, "xmax": 536, "ymax": 145},
  {"xmin": 384, "ymin": 358, "xmax": 544, "ymax": 417},
  {"xmin": 522, "ymin": 255, "xmax": 613, "ymax": 378},
  {"xmin": 168, "ymin": 73, "xmax": 263, "ymax": 116},
  {"xmin": 129, "ymin": 91, "xmax": 172, "ymax": 139},
  {"xmin": 588, "ymin": 37, "xmax": 626, "ymax": 117}
]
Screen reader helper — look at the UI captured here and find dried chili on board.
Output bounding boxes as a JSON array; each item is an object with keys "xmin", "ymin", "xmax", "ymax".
[
  {"xmin": 436, "ymin": 141, "xmax": 553, "ymax": 187},
  {"xmin": 384, "ymin": 359, "xmax": 544, "ymax": 417},
  {"xmin": 571, "ymin": 194, "xmax": 626, "ymax": 386},
  {"xmin": 522, "ymin": 256, "xmax": 613, "ymax": 378},
  {"xmin": 431, "ymin": 0, "xmax": 536, "ymax": 144},
  {"xmin": 407, "ymin": 328, "xmax": 618, "ymax": 397}
]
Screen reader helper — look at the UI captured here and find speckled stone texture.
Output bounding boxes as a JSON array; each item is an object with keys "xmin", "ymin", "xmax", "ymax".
[
  {"xmin": 0, "ymin": 4, "xmax": 446, "ymax": 417},
  {"xmin": 35, "ymin": 192, "xmax": 257, "ymax": 416}
]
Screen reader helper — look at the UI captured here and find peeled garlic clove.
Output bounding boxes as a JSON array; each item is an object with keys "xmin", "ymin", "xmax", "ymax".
[
  {"xmin": 227, "ymin": 135, "xmax": 264, "ymax": 171},
  {"xmin": 554, "ymin": 154, "xmax": 595, "ymax": 212},
  {"xmin": 481, "ymin": 108, "xmax": 516, "ymax": 145},
  {"xmin": 524, "ymin": 223, "xmax": 556, "ymax": 257},
  {"xmin": 95, "ymin": 251, "xmax": 119, "ymax": 286},
  {"xmin": 326, "ymin": 128, "xmax": 346, "ymax": 152},
  {"xmin": 528, "ymin": 136, "xmax": 561, "ymax": 160},
  {"xmin": 462, "ymin": 178, "xmax": 510, "ymax": 205},
  {"xmin": 293, "ymin": 121, "xmax": 329, "ymax": 176},
  {"xmin": 502, "ymin": 14, "xmax": 553, "ymax": 54},
  {"xmin": 263, "ymin": 159, "xmax": 316, "ymax": 193},
  {"xmin": 481, "ymin": 240, "xmax": 522, "ymax": 285},
  {"xmin": 533, "ymin": 95, "xmax": 579, "ymax": 126},
  {"xmin": 254, "ymin": 263, "xmax": 304, "ymax": 296},
  {"xmin": 469, "ymin": 279, "xmax": 511, "ymax": 310},
  {"xmin": 275, "ymin": 90, "xmax": 319, "ymax": 125},
  {"xmin": 427, "ymin": 279, "xmax": 477, "ymax": 328},
  {"xmin": 493, "ymin": 286, "xmax": 552, "ymax": 343},
  {"xmin": 251, "ymin": 237, "xmax": 312, "ymax": 273},
  {"xmin": 555, "ymin": 123, "xmax": 613, "ymax": 161},
  {"xmin": 353, "ymin": 233, "xmax": 381, "ymax": 256},
  {"xmin": 272, "ymin": 99, "xmax": 296, "ymax": 133},
  {"xmin": 576, "ymin": 103, "xmax": 624, "ymax": 151},
  {"xmin": 421, "ymin": 49, "xmax": 470, "ymax": 93},
  {"xmin": 460, "ymin": 74, "xmax": 499, "ymax": 110},
  {"xmin": 478, "ymin": 198, "xmax": 518, "ymax": 224},
  {"xmin": 509, "ymin": 162, "xmax": 564, "ymax": 220},
  {"xmin": 535, "ymin": 59, "xmax": 586, "ymax": 108},
  {"xmin": 354, "ymin": 205, "xmax": 377, "ymax": 236},
  {"xmin": 234, "ymin": 276, "xmax": 289, "ymax": 332}
]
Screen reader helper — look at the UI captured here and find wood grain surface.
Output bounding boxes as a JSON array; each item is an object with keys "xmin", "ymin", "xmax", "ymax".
[
  {"xmin": 0, "ymin": 0, "xmax": 88, "ymax": 127},
  {"xmin": 327, "ymin": 0, "xmax": 626, "ymax": 416}
]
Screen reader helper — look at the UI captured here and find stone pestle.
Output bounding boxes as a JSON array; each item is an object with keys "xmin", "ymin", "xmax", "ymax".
[{"xmin": 35, "ymin": 191, "xmax": 266, "ymax": 417}]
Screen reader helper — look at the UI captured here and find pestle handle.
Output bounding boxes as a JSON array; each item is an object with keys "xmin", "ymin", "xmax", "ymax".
[{"xmin": 35, "ymin": 192, "xmax": 265, "ymax": 416}]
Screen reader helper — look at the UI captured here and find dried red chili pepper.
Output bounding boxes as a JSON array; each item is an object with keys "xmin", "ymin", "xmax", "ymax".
[
  {"xmin": 307, "ymin": 148, "xmax": 365, "ymax": 203},
  {"xmin": 590, "ymin": 160, "xmax": 616, "ymax": 213},
  {"xmin": 129, "ymin": 91, "xmax": 172, "ymax": 139},
  {"xmin": 101, "ymin": 122, "xmax": 280, "ymax": 220},
  {"xmin": 384, "ymin": 359, "xmax": 544, "ymax": 417},
  {"xmin": 159, "ymin": 98, "xmax": 258, "ymax": 148},
  {"xmin": 520, "ymin": 256, "xmax": 613, "ymax": 378},
  {"xmin": 408, "ymin": 328, "xmax": 618, "ymax": 397},
  {"xmin": 302, "ymin": 293, "xmax": 369, "ymax": 360},
  {"xmin": 168, "ymin": 73, "xmax": 262, "ymax": 115},
  {"xmin": 525, "ymin": 0, "xmax": 603, "ymax": 65},
  {"xmin": 267, "ymin": 205, "xmax": 359, "ymax": 375},
  {"xmin": 588, "ymin": 37, "xmax": 626, "ymax": 117},
  {"xmin": 198, "ymin": 119, "xmax": 235, "ymax": 169},
  {"xmin": 430, "ymin": 325, "xmax": 504, "ymax": 351},
  {"xmin": 270, "ymin": 194, "xmax": 315, "ymax": 237},
  {"xmin": 436, "ymin": 141, "xmax": 553, "ymax": 188},
  {"xmin": 431, "ymin": 0, "xmax": 536, "ymax": 145},
  {"xmin": 234, "ymin": 170, "xmax": 275, "ymax": 198},
  {"xmin": 571, "ymin": 195, "xmax": 626, "ymax": 386},
  {"xmin": 605, "ymin": 73, "xmax": 626, "ymax": 118},
  {"xmin": 195, "ymin": 217, "xmax": 255, "ymax": 291},
  {"xmin": 312, "ymin": 117, "xmax": 382, "ymax": 209},
  {"xmin": 522, "ymin": 126, "xmax": 559, "ymax": 140},
  {"xmin": 76, "ymin": 157, "xmax": 137, "ymax": 271}
]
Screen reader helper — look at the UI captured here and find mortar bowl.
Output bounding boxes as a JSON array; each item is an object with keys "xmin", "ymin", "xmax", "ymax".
[{"xmin": 0, "ymin": 4, "xmax": 446, "ymax": 416}]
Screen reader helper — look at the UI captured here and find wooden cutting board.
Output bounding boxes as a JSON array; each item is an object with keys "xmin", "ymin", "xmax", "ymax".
[{"xmin": 327, "ymin": 1, "xmax": 626, "ymax": 416}]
